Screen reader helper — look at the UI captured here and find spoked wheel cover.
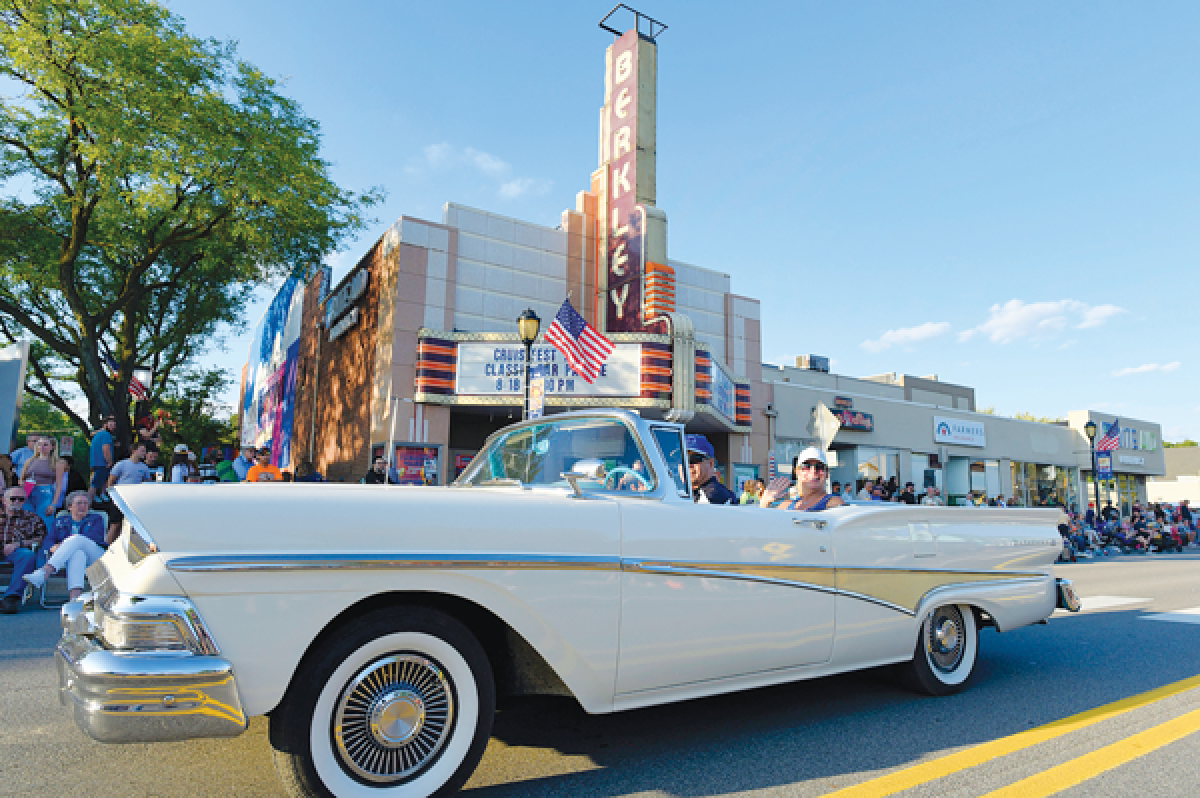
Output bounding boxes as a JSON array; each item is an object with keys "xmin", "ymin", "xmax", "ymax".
[
  {"xmin": 926, "ymin": 605, "xmax": 966, "ymax": 673},
  {"xmin": 332, "ymin": 653, "xmax": 456, "ymax": 784}
]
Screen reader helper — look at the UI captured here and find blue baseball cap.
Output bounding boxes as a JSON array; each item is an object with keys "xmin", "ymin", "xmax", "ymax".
[{"xmin": 685, "ymin": 434, "xmax": 715, "ymax": 460}]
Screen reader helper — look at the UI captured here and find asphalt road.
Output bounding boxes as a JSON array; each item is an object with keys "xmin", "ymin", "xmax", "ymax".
[{"xmin": 4, "ymin": 554, "xmax": 1200, "ymax": 797}]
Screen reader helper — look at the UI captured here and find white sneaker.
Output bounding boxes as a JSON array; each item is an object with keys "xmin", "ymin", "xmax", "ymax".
[{"xmin": 22, "ymin": 569, "xmax": 47, "ymax": 589}]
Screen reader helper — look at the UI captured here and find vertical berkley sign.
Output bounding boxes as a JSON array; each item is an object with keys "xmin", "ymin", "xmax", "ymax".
[{"xmin": 604, "ymin": 30, "xmax": 644, "ymax": 332}]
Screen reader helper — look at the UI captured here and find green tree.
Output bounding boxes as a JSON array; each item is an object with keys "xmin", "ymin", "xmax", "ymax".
[
  {"xmin": 1165, "ymin": 439, "xmax": 1198, "ymax": 448},
  {"xmin": 152, "ymin": 367, "xmax": 237, "ymax": 451},
  {"xmin": 16, "ymin": 391, "xmax": 70, "ymax": 432},
  {"xmin": 1012, "ymin": 412, "xmax": 1065, "ymax": 424},
  {"xmin": 0, "ymin": 0, "xmax": 379, "ymax": 444}
]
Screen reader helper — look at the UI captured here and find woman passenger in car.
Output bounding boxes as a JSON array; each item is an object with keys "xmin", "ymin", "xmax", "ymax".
[{"xmin": 758, "ymin": 447, "xmax": 845, "ymax": 512}]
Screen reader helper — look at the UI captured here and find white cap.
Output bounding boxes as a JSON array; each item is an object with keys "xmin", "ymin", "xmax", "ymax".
[
  {"xmin": 173, "ymin": 443, "xmax": 189, "ymax": 453},
  {"xmin": 797, "ymin": 446, "xmax": 828, "ymax": 466}
]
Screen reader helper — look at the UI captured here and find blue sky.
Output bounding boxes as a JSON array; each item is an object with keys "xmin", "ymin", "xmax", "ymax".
[{"xmin": 169, "ymin": 1, "xmax": 1199, "ymax": 441}]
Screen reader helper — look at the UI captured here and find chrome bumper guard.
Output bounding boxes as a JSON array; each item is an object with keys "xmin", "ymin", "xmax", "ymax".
[
  {"xmin": 1056, "ymin": 577, "xmax": 1082, "ymax": 612},
  {"xmin": 56, "ymin": 601, "xmax": 247, "ymax": 743}
]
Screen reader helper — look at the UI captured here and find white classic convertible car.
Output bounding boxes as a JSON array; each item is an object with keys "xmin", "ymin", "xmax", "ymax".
[{"xmin": 56, "ymin": 409, "xmax": 1080, "ymax": 797}]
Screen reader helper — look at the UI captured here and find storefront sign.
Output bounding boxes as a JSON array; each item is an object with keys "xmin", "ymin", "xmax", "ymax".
[
  {"xmin": 835, "ymin": 409, "xmax": 874, "ymax": 432},
  {"xmin": 1097, "ymin": 453, "xmax": 1113, "ymax": 480},
  {"xmin": 326, "ymin": 268, "xmax": 368, "ymax": 325},
  {"xmin": 1118, "ymin": 455, "xmax": 1145, "ymax": 466},
  {"xmin": 834, "ymin": 396, "xmax": 854, "ymax": 409},
  {"xmin": 455, "ymin": 342, "xmax": 640, "ymax": 397},
  {"xmin": 604, "ymin": 30, "xmax": 645, "ymax": 332},
  {"xmin": 934, "ymin": 416, "xmax": 986, "ymax": 447},
  {"xmin": 710, "ymin": 363, "xmax": 736, "ymax": 423},
  {"xmin": 328, "ymin": 306, "xmax": 359, "ymax": 341}
]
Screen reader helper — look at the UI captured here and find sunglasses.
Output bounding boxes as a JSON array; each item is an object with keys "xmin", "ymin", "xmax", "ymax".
[
  {"xmin": 687, "ymin": 453, "xmax": 707, "ymax": 465},
  {"xmin": 798, "ymin": 463, "xmax": 827, "ymax": 472},
  {"xmin": 6, "ymin": 496, "xmax": 24, "ymax": 502}
]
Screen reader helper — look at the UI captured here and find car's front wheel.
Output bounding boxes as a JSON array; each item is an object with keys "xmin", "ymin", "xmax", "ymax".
[
  {"xmin": 897, "ymin": 603, "xmax": 978, "ymax": 696},
  {"xmin": 270, "ymin": 606, "xmax": 495, "ymax": 797}
]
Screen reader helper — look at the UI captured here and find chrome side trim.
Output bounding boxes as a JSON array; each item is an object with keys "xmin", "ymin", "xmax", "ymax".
[
  {"xmin": 167, "ymin": 552, "xmax": 622, "ymax": 573},
  {"xmin": 833, "ymin": 589, "xmax": 916, "ymax": 616},
  {"xmin": 624, "ymin": 561, "xmax": 841, "ymax": 596}
]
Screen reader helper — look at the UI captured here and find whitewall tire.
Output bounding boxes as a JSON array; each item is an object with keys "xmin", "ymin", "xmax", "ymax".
[
  {"xmin": 898, "ymin": 603, "xmax": 978, "ymax": 696},
  {"xmin": 270, "ymin": 607, "xmax": 494, "ymax": 797}
]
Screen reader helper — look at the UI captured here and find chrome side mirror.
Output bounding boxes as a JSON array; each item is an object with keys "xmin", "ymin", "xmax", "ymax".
[{"xmin": 562, "ymin": 459, "xmax": 606, "ymax": 499}]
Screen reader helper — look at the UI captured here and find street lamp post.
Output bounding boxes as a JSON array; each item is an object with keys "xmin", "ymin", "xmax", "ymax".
[
  {"xmin": 1084, "ymin": 420, "xmax": 1099, "ymax": 525},
  {"xmin": 516, "ymin": 309, "xmax": 541, "ymax": 420}
]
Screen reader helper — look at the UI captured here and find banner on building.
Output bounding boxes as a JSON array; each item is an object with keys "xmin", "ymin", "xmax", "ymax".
[
  {"xmin": 933, "ymin": 416, "xmax": 986, "ymax": 447},
  {"xmin": 455, "ymin": 342, "xmax": 640, "ymax": 397},
  {"xmin": 1097, "ymin": 453, "xmax": 1113, "ymax": 480}
]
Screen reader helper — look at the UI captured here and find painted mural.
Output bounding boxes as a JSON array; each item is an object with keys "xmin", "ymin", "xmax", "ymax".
[{"xmin": 241, "ymin": 277, "xmax": 305, "ymax": 468}]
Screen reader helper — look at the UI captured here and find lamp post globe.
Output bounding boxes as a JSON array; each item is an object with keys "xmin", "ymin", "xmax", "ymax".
[
  {"xmin": 1083, "ymin": 420, "xmax": 1100, "ymax": 525},
  {"xmin": 516, "ymin": 309, "xmax": 541, "ymax": 420}
]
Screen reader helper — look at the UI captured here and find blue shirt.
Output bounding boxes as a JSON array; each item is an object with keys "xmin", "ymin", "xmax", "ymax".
[
  {"xmin": 44, "ymin": 512, "xmax": 107, "ymax": 550},
  {"xmin": 232, "ymin": 455, "xmax": 253, "ymax": 481},
  {"xmin": 90, "ymin": 430, "xmax": 113, "ymax": 468},
  {"xmin": 9, "ymin": 446, "xmax": 33, "ymax": 477}
]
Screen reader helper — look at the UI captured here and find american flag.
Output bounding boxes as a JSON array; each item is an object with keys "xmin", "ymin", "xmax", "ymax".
[
  {"xmin": 543, "ymin": 299, "xmax": 614, "ymax": 384},
  {"xmin": 104, "ymin": 354, "xmax": 149, "ymax": 401},
  {"xmin": 1096, "ymin": 419, "xmax": 1121, "ymax": 452}
]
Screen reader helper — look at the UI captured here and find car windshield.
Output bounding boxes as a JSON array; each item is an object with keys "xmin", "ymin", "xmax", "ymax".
[{"xmin": 459, "ymin": 417, "xmax": 656, "ymax": 493}]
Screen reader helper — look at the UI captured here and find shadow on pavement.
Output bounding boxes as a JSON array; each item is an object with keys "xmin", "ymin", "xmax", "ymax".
[{"xmin": 469, "ymin": 608, "xmax": 1200, "ymax": 796}]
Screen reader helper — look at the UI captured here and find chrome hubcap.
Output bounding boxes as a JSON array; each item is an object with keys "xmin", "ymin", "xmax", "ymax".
[
  {"xmin": 926, "ymin": 606, "xmax": 966, "ymax": 673},
  {"xmin": 334, "ymin": 654, "xmax": 454, "ymax": 783}
]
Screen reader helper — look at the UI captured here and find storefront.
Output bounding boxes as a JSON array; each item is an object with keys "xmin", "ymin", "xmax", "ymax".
[
  {"xmin": 1068, "ymin": 412, "xmax": 1164, "ymax": 516},
  {"xmin": 769, "ymin": 370, "xmax": 1091, "ymax": 509}
]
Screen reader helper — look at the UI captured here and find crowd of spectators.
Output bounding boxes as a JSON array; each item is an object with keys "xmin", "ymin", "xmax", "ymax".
[
  {"xmin": 1059, "ymin": 499, "xmax": 1197, "ymax": 561},
  {"xmin": 0, "ymin": 422, "xmax": 335, "ymax": 615}
]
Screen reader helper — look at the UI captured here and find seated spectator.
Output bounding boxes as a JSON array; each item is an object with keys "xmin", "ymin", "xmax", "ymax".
[
  {"xmin": 920, "ymin": 486, "xmax": 943, "ymax": 506},
  {"xmin": 245, "ymin": 447, "xmax": 284, "ymax": 483},
  {"xmin": 294, "ymin": 459, "xmax": 326, "ymax": 483},
  {"xmin": 107, "ymin": 443, "xmax": 151, "ymax": 488},
  {"xmin": 232, "ymin": 445, "xmax": 256, "ymax": 481},
  {"xmin": 197, "ymin": 449, "xmax": 220, "ymax": 482},
  {"xmin": 363, "ymin": 456, "xmax": 399, "ymax": 485},
  {"xmin": 215, "ymin": 448, "xmax": 238, "ymax": 482},
  {"xmin": 22, "ymin": 491, "xmax": 111, "ymax": 602},
  {"xmin": 898, "ymin": 482, "xmax": 917, "ymax": 504},
  {"xmin": 1, "ymin": 487, "xmax": 47, "ymax": 614},
  {"xmin": 741, "ymin": 478, "xmax": 764, "ymax": 505},
  {"xmin": 169, "ymin": 445, "xmax": 195, "ymax": 483},
  {"xmin": 143, "ymin": 447, "xmax": 162, "ymax": 481},
  {"xmin": 857, "ymin": 478, "xmax": 875, "ymax": 500}
]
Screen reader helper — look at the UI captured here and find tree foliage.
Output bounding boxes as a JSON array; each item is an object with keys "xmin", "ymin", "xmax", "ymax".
[
  {"xmin": 152, "ymin": 366, "xmax": 237, "ymax": 451},
  {"xmin": 1165, "ymin": 439, "xmax": 1198, "ymax": 448},
  {"xmin": 0, "ymin": 0, "xmax": 379, "ymax": 442},
  {"xmin": 16, "ymin": 391, "xmax": 69, "ymax": 431}
]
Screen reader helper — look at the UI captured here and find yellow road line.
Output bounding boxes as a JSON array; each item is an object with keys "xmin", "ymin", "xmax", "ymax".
[
  {"xmin": 822, "ymin": 673, "xmax": 1200, "ymax": 798},
  {"xmin": 982, "ymin": 705, "xmax": 1200, "ymax": 797}
]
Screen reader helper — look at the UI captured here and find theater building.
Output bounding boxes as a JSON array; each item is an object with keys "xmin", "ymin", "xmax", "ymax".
[{"xmin": 238, "ymin": 25, "xmax": 768, "ymax": 484}]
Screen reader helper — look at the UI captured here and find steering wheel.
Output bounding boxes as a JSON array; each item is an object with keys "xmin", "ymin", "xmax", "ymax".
[{"xmin": 605, "ymin": 466, "xmax": 651, "ymax": 491}]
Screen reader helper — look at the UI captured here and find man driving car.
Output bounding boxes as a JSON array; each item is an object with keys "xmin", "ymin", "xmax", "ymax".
[{"xmin": 686, "ymin": 434, "xmax": 737, "ymax": 505}]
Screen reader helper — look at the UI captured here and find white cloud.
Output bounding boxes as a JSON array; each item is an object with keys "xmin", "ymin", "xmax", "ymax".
[
  {"xmin": 409, "ymin": 142, "xmax": 551, "ymax": 200},
  {"xmin": 499, "ymin": 177, "xmax": 553, "ymax": 199},
  {"xmin": 959, "ymin": 299, "xmax": 1126, "ymax": 344},
  {"xmin": 1111, "ymin": 362, "xmax": 1182, "ymax": 377},
  {"xmin": 1078, "ymin": 304, "xmax": 1126, "ymax": 328},
  {"xmin": 861, "ymin": 321, "xmax": 950, "ymax": 353}
]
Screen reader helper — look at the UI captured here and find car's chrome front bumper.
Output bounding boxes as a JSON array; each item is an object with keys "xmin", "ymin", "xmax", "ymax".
[{"xmin": 55, "ymin": 603, "xmax": 247, "ymax": 743}]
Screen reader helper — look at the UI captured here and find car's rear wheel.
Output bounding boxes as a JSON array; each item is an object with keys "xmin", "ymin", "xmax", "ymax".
[
  {"xmin": 270, "ymin": 606, "xmax": 494, "ymax": 797},
  {"xmin": 897, "ymin": 603, "xmax": 978, "ymax": 696}
]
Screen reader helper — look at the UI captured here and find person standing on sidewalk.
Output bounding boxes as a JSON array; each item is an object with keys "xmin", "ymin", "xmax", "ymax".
[{"xmin": 88, "ymin": 415, "xmax": 117, "ymax": 503}]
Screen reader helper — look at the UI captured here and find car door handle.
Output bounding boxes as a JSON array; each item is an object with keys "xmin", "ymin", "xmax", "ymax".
[{"xmin": 793, "ymin": 518, "xmax": 828, "ymax": 529}]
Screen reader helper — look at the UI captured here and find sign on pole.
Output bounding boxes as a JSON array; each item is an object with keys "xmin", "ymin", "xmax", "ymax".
[
  {"xmin": 1097, "ymin": 453, "xmax": 1113, "ymax": 481},
  {"xmin": 528, "ymin": 365, "xmax": 547, "ymax": 420}
]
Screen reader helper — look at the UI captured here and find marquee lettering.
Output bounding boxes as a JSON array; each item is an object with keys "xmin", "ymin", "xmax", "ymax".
[
  {"xmin": 611, "ymin": 284, "xmax": 630, "ymax": 318},
  {"xmin": 615, "ymin": 87, "xmax": 631, "ymax": 119},
  {"xmin": 615, "ymin": 50, "xmax": 633, "ymax": 83},
  {"xmin": 612, "ymin": 128, "xmax": 632, "ymax": 160}
]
